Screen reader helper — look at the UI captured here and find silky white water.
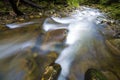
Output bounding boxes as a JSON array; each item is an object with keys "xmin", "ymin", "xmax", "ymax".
[{"xmin": 43, "ymin": 6, "xmax": 119, "ymax": 80}]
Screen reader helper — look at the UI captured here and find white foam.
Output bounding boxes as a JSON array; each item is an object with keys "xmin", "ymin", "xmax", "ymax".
[
  {"xmin": 43, "ymin": 6, "xmax": 105, "ymax": 80},
  {"xmin": 6, "ymin": 22, "xmax": 36, "ymax": 29}
]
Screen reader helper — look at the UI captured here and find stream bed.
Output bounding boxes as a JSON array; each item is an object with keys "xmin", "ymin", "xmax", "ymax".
[{"xmin": 0, "ymin": 6, "xmax": 120, "ymax": 80}]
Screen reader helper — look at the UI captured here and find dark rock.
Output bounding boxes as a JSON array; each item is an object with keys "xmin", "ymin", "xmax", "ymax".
[
  {"xmin": 113, "ymin": 32, "xmax": 120, "ymax": 38},
  {"xmin": 85, "ymin": 68, "xmax": 107, "ymax": 80}
]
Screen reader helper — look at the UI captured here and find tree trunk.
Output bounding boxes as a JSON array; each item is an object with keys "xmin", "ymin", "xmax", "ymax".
[{"xmin": 9, "ymin": 0, "xmax": 23, "ymax": 16}]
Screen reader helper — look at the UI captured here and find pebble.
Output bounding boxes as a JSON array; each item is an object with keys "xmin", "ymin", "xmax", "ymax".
[
  {"xmin": 33, "ymin": 53, "xmax": 38, "ymax": 58},
  {"xmin": 39, "ymin": 12, "xmax": 42, "ymax": 16},
  {"xmin": 19, "ymin": 18, "xmax": 24, "ymax": 21},
  {"xmin": 29, "ymin": 15, "xmax": 34, "ymax": 18}
]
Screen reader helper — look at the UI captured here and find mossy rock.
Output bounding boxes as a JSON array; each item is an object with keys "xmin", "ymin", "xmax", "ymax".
[
  {"xmin": 85, "ymin": 68, "xmax": 107, "ymax": 80},
  {"xmin": 41, "ymin": 63, "xmax": 61, "ymax": 80}
]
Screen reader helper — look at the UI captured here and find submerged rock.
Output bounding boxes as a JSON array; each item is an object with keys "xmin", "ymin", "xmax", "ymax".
[
  {"xmin": 43, "ymin": 29, "xmax": 68, "ymax": 43},
  {"xmin": 106, "ymin": 39, "xmax": 120, "ymax": 56},
  {"xmin": 85, "ymin": 68, "xmax": 107, "ymax": 80},
  {"xmin": 0, "ymin": 50, "xmax": 59, "ymax": 80},
  {"xmin": 24, "ymin": 51, "xmax": 59, "ymax": 80},
  {"xmin": 40, "ymin": 29, "xmax": 68, "ymax": 51},
  {"xmin": 41, "ymin": 63, "xmax": 61, "ymax": 80}
]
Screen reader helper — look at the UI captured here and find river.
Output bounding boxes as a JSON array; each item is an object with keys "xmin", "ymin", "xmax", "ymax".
[{"xmin": 0, "ymin": 6, "xmax": 120, "ymax": 80}]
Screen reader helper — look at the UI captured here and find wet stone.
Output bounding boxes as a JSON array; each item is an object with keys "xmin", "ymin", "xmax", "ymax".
[
  {"xmin": 0, "ymin": 25, "xmax": 10, "ymax": 32},
  {"xmin": 102, "ymin": 70, "xmax": 118, "ymax": 80},
  {"xmin": 43, "ymin": 29, "xmax": 68, "ymax": 43}
]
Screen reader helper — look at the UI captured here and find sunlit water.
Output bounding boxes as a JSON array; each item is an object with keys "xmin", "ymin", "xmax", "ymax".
[{"xmin": 0, "ymin": 6, "xmax": 120, "ymax": 80}]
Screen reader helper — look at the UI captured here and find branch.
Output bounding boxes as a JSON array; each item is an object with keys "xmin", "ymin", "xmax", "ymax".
[{"xmin": 22, "ymin": 0, "xmax": 45, "ymax": 9}]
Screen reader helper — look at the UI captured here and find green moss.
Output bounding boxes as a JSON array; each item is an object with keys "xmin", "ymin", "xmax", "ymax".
[
  {"xmin": 100, "ymin": 0, "xmax": 110, "ymax": 4},
  {"xmin": 67, "ymin": 0, "xmax": 79, "ymax": 7},
  {"xmin": 85, "ymin": 68, "xmax": 107, "ymax": 80}
]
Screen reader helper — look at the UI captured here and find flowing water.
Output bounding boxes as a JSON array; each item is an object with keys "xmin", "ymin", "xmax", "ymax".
[{"xmin": 0, "ymin": 6, "xmax": 120, "ymax": 80}]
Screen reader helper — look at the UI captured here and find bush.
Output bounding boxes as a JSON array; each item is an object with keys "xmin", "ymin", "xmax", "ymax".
[
  {"xmin": 99, "ymin": 0, "xmax": 120, "ymax": 5},
  {"xmin": 67, "ymin": 0, "xmax": 79, "ymax": 7}
]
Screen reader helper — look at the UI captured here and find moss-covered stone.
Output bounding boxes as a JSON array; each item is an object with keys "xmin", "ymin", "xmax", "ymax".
[
  {"xmin": 41, "ymin": 63, "xmax": 61, "ymax": 80},
  {"xmin": 85, "ymin": 68, "xmax": 107, "ymax": 80}
]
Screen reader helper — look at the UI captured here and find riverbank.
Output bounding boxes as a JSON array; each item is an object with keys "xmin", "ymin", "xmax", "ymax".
[{"xmin": 0, "ymin": 2, "xmax": 119, "ymax": 24}]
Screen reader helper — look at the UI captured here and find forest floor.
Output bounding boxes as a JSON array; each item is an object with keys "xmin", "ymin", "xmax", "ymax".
[
  {"xmin": 0, "ymin": 2, "xmax": 119, "ymax": 24},
  {"xmin": 0, "ymin": 2, "xmax": 75, "ymax": 31}
]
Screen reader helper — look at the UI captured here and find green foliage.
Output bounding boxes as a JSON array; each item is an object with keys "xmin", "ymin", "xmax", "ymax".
[
  {"xmin": 77, "ymin": 0, "xmax": 120, "ymax": 5},
  {"xmin": 67, "ymin": 0, "xmax": 79, "ymax": 7},
  {"xmin": 78, "ymin": 0, "xmax": 86, "ymax": 4},
  {"xmin": 34, "ymin": 0, "xmax": 120, "ymax": 6},
  {"xmin": 88, "ymin": 0, "xmax": 100, "ymax": 4},
  {"xmin": 100, "ymin": 0, "xmax": 120, "ymax": 5},
  {"xmin": 106, "ymin": 3, "xmax": 120, "ymax": 20},
  {"xmin": 100, "ymin": 0, "xmax": 111, "ymax": 5}
]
